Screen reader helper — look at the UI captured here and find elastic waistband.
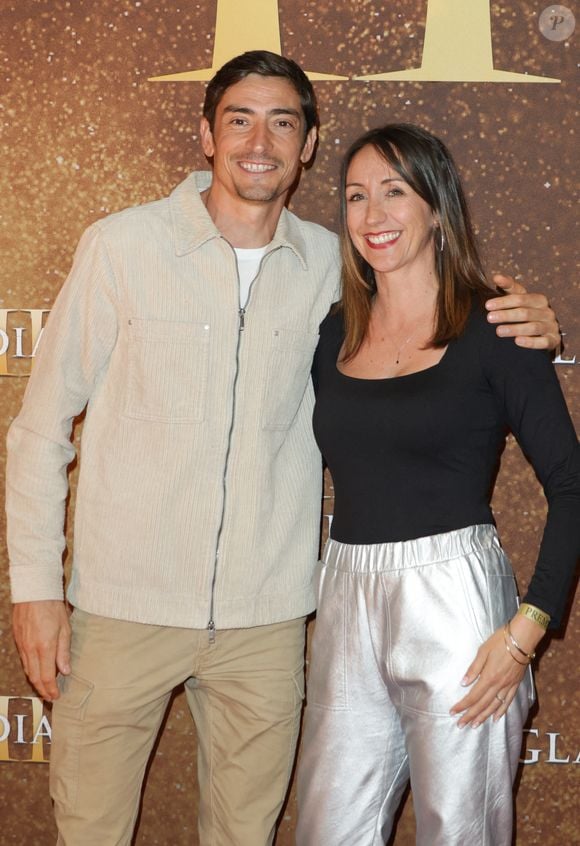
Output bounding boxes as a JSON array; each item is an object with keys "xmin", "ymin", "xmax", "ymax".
[{"xmin": 325, "ymin": 524, "xmax": 499, "ymax": 573}]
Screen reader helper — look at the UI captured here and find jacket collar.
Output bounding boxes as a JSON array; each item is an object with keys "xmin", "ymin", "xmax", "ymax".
[{"xmin": 169, "ymin": 171, "xmax": 309, "ymax": 270}]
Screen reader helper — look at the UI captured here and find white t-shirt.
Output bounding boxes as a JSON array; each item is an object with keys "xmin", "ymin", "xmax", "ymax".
[{"xmin": 234, "ymin": 246, "xmax": 268, "ymax": 308}]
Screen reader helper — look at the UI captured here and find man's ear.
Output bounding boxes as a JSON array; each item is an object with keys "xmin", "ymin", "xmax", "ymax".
[
  {"xmin": 199, "ymin": 117, "xmax": 215, "ymax": 158},
  {"xmin": 300, "ymin": 126, "xmax": 318, "ymax": 165}
]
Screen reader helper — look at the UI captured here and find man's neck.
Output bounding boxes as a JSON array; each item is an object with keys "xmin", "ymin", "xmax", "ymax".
[{"xmin": 202, "ymin": 184, "xmax": 285, "ymax": 248}]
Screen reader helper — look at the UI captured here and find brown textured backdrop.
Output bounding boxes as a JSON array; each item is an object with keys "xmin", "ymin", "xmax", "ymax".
[{"xmin": 0, "ymin": 1, "xmax": 578, "ymax": 843}]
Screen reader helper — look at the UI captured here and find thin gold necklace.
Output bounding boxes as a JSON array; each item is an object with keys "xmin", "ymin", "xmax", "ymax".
[
  {"xmin": 393, "ymin": 329, "xmax": 418, "ymax": 364},
  {"xmin": 371, "ymin": 319, "xmax": 422, "ymax": 364},
  {"xmin": 371, "ymin": 303, "xmax": 434, "ymax": 364}
]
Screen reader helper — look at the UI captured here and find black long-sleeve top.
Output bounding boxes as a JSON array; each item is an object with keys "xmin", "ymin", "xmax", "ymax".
[{"xmin": 312, "ymin": 304, "xmax": 580, "ymax": 628}]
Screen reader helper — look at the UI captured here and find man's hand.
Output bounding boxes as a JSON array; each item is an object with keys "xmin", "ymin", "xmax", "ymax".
[
  {"xmin": 13, "ymin": 600, "xmax": 71, "ymax": 701},
  {"xmin": 485, "ymin": 274, "xmax": 560, "ymax": 351}
]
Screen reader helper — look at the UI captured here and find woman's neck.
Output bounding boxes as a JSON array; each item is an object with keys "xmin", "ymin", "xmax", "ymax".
[{"xmin": 372, "ymin": 267, "xmax": 439, "ymax": 331}]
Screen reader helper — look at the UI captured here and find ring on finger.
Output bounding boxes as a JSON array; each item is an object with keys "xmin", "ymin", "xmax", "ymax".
[{"xmin": 495, "ymin": 693, "xmax": 506, "ymax": 704}]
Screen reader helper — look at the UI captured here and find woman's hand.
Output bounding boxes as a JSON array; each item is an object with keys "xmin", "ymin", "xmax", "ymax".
[{"xmin": 450, "ymin": 614, "xmax": 545, "ymax": 728}]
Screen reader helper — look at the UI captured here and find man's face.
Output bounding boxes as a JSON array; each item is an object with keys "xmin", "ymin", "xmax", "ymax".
[{"xmin": 200, "ymin": 74, "xmax": 317, "ymax": 206}]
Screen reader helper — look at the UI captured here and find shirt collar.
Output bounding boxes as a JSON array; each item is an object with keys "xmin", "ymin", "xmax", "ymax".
[{"xmin": 169, "ymin": 171, "xmax": 309, "ymax": 270}]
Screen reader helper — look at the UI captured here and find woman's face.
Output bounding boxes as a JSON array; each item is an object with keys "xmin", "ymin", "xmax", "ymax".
[{"xmin": 345, "ymin": 144, "xmax": 437, "ymax": 279}]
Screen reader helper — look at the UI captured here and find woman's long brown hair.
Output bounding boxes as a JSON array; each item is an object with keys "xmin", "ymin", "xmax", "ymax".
[{"xmin": 337, "ymin": 124, "xmax": 495, "ymax": 361}]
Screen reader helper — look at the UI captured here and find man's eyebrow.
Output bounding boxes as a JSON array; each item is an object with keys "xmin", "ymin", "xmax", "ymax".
[
  {"xmin": 269, "ymin": 107, "xmax": 301, "ymax": 119},
  {"xmin": 222, "ymin": 105, "xmax": 302, "ymax": 119},
  {"xmin": 223, "ymin": 105, "xmax": 254, "ymax": 115}
]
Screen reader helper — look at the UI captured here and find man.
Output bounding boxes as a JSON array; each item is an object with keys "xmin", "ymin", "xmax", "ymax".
[{"xmin": 6, "ymin": 51, "xmax": 559, "ymax": 845}]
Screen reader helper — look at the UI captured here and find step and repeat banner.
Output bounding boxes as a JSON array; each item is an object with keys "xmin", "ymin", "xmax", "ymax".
[{"xmin": 1, "ymin": 1, "xmax": 578, "ymax": 843}]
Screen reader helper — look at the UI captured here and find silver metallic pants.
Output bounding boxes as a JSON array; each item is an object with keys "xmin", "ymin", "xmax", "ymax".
[{"xmin": 296, "ymin": 525, "xmax": 534, "ymax": 846}]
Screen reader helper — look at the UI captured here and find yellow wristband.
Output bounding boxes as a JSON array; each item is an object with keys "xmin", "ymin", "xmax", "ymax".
[{"xmin": 518, "ymin": 603, "xmax": 550, "ymax": 631}]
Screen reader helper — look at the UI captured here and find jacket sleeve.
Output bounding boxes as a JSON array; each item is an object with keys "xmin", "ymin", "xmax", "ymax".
[{"xmin": 6, "ymin": 222, "xmax": 120, "ymax": 602}]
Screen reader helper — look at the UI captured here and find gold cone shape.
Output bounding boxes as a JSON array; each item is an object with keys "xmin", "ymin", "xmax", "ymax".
[
  {"xmin": 149, "ymin": 0, "xmax": 347, "ymax": 82},
  {"xmin": 355, "ymin": 0, "xmax": 559, "ymax": 83}
]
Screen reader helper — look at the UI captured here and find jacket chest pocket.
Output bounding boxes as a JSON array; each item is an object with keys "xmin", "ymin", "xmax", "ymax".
[
  {"xmin": 262, "ymin": 328, "xmax": 319, "ymax": 430},
  {"xmin": 124, "ymin": 318, "xmax": 210, "ymax": 423}
]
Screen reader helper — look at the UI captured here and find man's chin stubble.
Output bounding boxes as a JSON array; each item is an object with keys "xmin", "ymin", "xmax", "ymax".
[{"xmin": 235, "ymin": 186, "xmax": 279, "ymax": 203}]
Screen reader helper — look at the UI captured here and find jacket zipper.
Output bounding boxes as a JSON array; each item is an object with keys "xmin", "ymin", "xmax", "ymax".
[{"xmin": 206, "ymin": 246, "xmax": 273, "ymax": 643}]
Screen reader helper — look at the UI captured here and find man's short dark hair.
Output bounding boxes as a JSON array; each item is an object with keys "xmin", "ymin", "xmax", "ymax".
[{"xmin": 203, "ymin": 50, "xmax": 318, "ymax": 138}]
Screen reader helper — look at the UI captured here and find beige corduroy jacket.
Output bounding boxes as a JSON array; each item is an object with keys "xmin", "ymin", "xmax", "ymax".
[{"xmin": 6, "ymin": 171, "xmax": 340, "ymax": 629}]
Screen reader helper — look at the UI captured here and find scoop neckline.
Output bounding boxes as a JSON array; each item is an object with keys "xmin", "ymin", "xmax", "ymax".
[{"xmin": 335, "ymin": 342, "xmax": 452, "ymax": 383}]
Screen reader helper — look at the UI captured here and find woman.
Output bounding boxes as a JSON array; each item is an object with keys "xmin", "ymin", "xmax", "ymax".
[{"xmin": 296, "ymin": 124, "xmax": 579, "ymax": 845}]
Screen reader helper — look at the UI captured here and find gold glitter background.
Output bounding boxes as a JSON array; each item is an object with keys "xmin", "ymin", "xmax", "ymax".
[{"xmin": 0, "ymin": 1, "xmax": 577, "ymax": 843}]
